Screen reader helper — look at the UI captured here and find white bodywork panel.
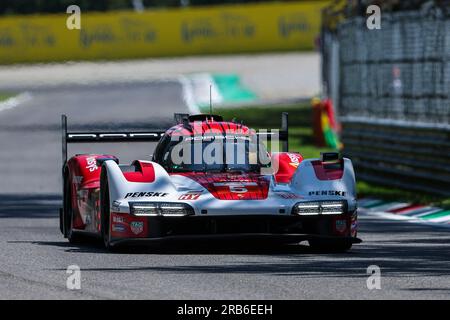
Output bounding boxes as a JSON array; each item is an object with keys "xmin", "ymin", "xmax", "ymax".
[{"xmin": 104, "ymin": 158, "xmax": 357, "ymax": 216}]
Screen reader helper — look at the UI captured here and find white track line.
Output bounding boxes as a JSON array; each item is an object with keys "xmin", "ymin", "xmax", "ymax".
[
  {"xmin": 0, "ymin": 92, "xmax": 32, "ymax": 113},
  {"xmin": 179, "ymin": 74, "xmax": 223, "ymax": 114},
  {"xmin": 179, "ymin": 75, "xmax": 201, "ymax": 115}
]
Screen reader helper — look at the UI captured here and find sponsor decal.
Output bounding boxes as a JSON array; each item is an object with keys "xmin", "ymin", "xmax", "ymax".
[
  {"xmin": 308, "ymin": 190, "xmax": 347, "ymax": 197},
  {"xmin": 183, "ymin": 135, "xmax": 251, "ymax": 142},
  {"xmin": 112, "ymin": 224, "xmax": 126, "ymax": 233},
  {"xmin": 288, "ymin": 153, "xmax": 301, "ymax": 168},
  {"xmin": 124, "ymin": 192, "xmax": 168, "ymax": 198},
  {"xmin": 335, "ymin": 219, "xmax": 347, "ymax": 234},
  {"xmin": 130, "ymin": 221, "xmax": 144, "ymax": 235},
  {"xmin": 276, "ymin": 192, "xmax": 302, "ymax": 199},
  {"xmin": 112, "ymin": 215, "xmax": 125, "ymax": 223},
  {"xmin": 230, "ymin": 185, "xmax": 247, "ymax": 194},
  {"xmin": 214, "ymin": 182, "xmax": 256, "ymax": 194},
  {"xmin": 213, "ymin": 182, "xmax": 257, "ymax": 187},
  {"xmin": 86, "ymin": 156, "xmax": 98, "ymax": 172},
  {"xmin": 179, "ymin": 191, "xmax": 203, "ymax": 201},
  {"xmin": 112, "ymin": 200, "xmax": 121, "ymax": 212}
]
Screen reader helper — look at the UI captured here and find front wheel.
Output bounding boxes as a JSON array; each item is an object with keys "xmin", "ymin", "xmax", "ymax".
[{"xmin": 308, "ymin": 239, "xmax": 353, "ymax": 253}]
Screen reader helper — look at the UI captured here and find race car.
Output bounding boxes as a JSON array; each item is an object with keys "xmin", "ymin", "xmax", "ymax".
[{"xmin": 59, "ymin": 113, "xmax": 360, "ymax": 251}]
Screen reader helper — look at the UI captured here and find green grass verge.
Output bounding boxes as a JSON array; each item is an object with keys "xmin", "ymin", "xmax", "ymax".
[
  {"xmin": 217, "ymin": 104, "xmax": 450, "ymax": 208},
  {"xmin": 0, "ymin": 93, "xmax": 15, "ymax": 102}
]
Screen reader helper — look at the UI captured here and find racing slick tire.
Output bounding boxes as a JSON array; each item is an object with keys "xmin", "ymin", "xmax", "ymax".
[
  {"xmin": 63, "ymin": 171, "xmax": 84, "ymax": 244},
  {"xmin": 308, "ymin": 239, "xmax": 353, "ymax": 253},
  {"xmin": 100, "ymin": 167, "xmax": 113, "ymax": 250}
]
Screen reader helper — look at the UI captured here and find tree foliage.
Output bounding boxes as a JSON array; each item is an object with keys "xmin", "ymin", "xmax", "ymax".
[{"xmin": 0, "ymin": 0, "xmax": 302, "ymax": 15}]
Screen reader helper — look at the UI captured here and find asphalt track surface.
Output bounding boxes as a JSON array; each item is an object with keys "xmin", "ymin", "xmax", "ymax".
[{"xmin": 1, "ymin": 82, "xmax": 450, "ymax": 299}]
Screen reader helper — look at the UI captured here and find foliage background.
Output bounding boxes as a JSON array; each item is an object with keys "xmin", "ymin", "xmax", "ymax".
[{"xmin": 0, "ymin": 0, "xmax": 313, "ymax": 15}]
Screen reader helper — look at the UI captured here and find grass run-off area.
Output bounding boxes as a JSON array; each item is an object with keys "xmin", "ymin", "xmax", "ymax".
[
  {"xmin": 0, "ymin": 92, "xmax": 15, "ymax": 102},
  {"xmin": 216, "ymin": 104, "xmax": 450, "ymax": 209}
]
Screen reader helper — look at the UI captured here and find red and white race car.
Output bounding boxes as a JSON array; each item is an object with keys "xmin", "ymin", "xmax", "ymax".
[{"xmin": 60, "ymin": 113, "xmax": 360, "ymax": 251}]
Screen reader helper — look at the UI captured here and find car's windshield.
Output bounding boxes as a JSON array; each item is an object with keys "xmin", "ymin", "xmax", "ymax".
[{"xmin": 160, "ymin": 135, "xmax": 271, "ymax": 173}]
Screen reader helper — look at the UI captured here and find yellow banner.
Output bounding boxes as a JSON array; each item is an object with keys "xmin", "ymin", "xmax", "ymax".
[{"xmin": 0, "ymin": 2, "xmax": 327, "ymax": 64}]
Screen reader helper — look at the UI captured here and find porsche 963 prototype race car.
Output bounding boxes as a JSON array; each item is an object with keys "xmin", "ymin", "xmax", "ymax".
[{"xmin": 60, "ymin": 113, "xmax": 361, "ymax": 251}]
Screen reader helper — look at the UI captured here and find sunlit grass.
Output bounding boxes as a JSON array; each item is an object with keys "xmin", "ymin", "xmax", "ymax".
[{"xmin": 0, "ymin": 92, "xmax": 15, "ymax": 102}]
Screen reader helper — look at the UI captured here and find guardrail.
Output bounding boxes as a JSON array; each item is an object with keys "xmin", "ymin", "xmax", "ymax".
[
  {"xmin": 321, "ymin": 1, "xmax": 450, "ymax": 195},
  {"xmin": 341, "ymin": 118, "xmax": 450, "ymax": 196},
  {"xmin": 337, "ymin": 9, "xmax": 450, "ymax": 125}
]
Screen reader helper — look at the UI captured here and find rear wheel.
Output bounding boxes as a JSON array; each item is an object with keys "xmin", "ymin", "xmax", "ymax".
[
  {"xmin": 308, "ymin": 239, "xmax": 353, "ymax": 253},
  {"xmin": 100, "ymin": 168, "xmax": 113, "ymax": 249}
]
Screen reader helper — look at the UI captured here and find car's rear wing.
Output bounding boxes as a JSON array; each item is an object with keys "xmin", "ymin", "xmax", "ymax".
[
  {"xmin": 258, "ymin": 112, "xmax": 288, "ymax": 153},
  {"xmin": 61, "ymin": 115, "xmax": 166, "ymax": 166},
  {"xmin": 62, "ymin": 112, "xmax": 289, "ymax": 166}
]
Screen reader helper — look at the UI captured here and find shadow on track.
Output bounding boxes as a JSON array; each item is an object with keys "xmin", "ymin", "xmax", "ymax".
[
  {"xmin": 58, "ymin": 235, "xmax": 450, "ymax": 281},
  {"xmin": 30, "ymin": 216, "xmax": 450, "ymax": 284},
  {"xmin": 4, "ymin": 194, "xmax": 450, "ymax": 285},
  {"xmin": 8, "ymin": 238, "xmax": 315, "ymax": 255}
]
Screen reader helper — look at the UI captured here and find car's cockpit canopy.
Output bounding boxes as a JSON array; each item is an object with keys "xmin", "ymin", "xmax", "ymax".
[{"xmin": 153, "ymin": 132, "xmax": 271, "ymax": 173}]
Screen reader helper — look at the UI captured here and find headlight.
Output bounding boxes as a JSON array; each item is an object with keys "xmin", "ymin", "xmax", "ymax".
[
  {"xmin": 292, "ymin": 201, "xmax": 346, "ymax": 215},
  {"xmin": 129, "ymin": 202, "xmax": 194, "ymax": 217}
]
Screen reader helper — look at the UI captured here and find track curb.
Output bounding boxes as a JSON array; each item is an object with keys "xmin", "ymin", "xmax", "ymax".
[{"xmin": 359, "ymin": 198, "xmax": 450, "ymax": 227}]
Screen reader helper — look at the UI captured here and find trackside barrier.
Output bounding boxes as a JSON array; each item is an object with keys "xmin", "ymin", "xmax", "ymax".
[
  {"xmin": 321, "ymin": 2, "xmax": 450, "ymax": 195},
  {"xmin": 0, "ymin": 2, "xmax": 327, "ymax": 64},
  {"xmin": 340, "ymin": 118, "xmax": 450, "ymax": 196}
]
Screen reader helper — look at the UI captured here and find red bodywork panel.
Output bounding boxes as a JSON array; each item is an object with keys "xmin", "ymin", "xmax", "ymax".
[
  {"xmin": 174, "ymin": 172, "xmax": 270, "ymax": 200},
  {"xmin": 68, "ymin": 154, "xmax": 105, "ymax": 189},
  {"xmin": 172, "ymin": 152, "xmax": 303, "ymax": 200},
  {"xmin": 273, "ymin": 152, "xmax": 303, "ymax": 184},
  {"xmin": 167, "ymin": 121, "xmax": 251, "ymax": 137},
  {"xmin": 311, "ymin": 160, "xmax": 344, "ymax": 180},
  {"xmin": 66, "ymin": 154, "xmax": 115, "ymax": 233},
  {"xmin": 66, "ymin": 156, "xmax": 159, "ymax": 233},
  {"xmin": 123, "ymin": 161, "xmax": 156, "ymax": 183}
]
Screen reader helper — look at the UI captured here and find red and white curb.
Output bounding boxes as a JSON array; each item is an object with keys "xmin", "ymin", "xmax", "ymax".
[{"xmin": 359, "ymin": 198, "xmax": 450, "ymax": 228}]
